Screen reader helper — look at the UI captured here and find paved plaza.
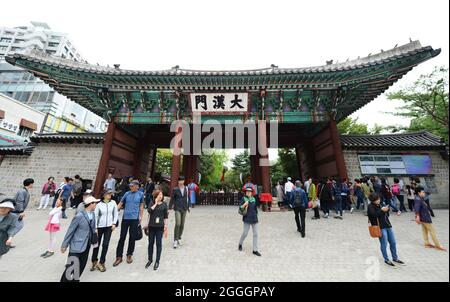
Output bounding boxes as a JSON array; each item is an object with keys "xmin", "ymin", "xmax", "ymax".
[{"xmin": 0, "ymin": 205, "xmax": 448, "ymax": 282}]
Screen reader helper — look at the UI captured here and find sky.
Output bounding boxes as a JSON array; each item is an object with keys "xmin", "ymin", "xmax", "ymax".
[{"xmin": 2, "ymin": 0, "xmax": 449, "ymax": 162}]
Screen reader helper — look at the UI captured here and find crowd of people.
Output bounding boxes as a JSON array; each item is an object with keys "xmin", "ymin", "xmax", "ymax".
[{"xmin": 0, "ymin": 172, "xmax": 446, "ymax": 280}]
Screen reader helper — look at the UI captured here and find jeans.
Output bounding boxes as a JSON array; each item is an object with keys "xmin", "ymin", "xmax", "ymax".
[
  {"xmin": 356, "ymin": 196, "xmax": 365, "ymax": 210},
  {"xmin": 407, "ymin": 199, "xmax": 415, "ymax": 211},
  {"xmin": 61, "ymin": 245, "xmax": 91, "ymax": 282},
  {"xmin": 148, "ymin": 227, "xmax": 164, "ymax": 263},
  {"xmin": 91, "ymin": 227, "xmax": 113, "ymax": 264},
  {"xmin": 378, "ymin": 227, "xmax": 398, "ymax": 262},
  {"xmin": 239, "ymin": 223, "xmax": 258, "ymax": 251},
  {"xmin": 116, "ymin": 219, "xmax": 139, "ymax": 258},
  {"xmin": 174, "ymin": 210, "xmax": 187, "ymax": 241},
  {"xmin": 383, "ymin": 197, "xmax": 399, "ymax": 212},
  {"xmin": 294, "ymin": 207, "xmax": 306, "ymax": 235}
]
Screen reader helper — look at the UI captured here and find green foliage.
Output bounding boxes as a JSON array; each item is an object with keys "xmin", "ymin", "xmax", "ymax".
[
  {"xmin": 155, "ymin": 149, "xmax": 173, "ymax": 175},
  {"xmin": 386, "ymin": 66, "xmax": 449, "ymax": 142},
  {"xmin": 276, "ymin": 148, "xmax": 299, "ymax": 180},
  {"xmin": 199, "ymin": 150, "xmax": 228, "ymax": 191},
  {"xmin": 231, "ymin": 150, "xmax": 251, "ymax": 179},
  {"xmin": 337, "ymin": 117, "xmax": 369, "ymax": 135}
]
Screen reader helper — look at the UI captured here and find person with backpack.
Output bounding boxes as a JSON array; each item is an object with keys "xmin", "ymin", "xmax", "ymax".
[
  {"xmin": 238, "ymin": 187, "xmax": 261, "ymax": 256},
  {"xmin": 58, "ymin": 178, "xmax": 73, "ymax": 219},
  {"xmin": 367, "ymin": 192, "xmax": 405, "ymax": 268},
  {"xmin": 354, "ymin": 179, "xmax": 365, "ymax": 211},
  {"xmin": 290, "ymin": 181, "xmax": 308, "ymax": 237},
  {"xmin": 392, "ymin": 178, "xmax": 406, "ymax": 212}
]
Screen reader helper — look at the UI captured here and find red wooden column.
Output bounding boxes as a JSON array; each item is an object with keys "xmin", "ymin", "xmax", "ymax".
[
  {"xmin": 258, "ymin": 120, "xmax": 270, "ymax": 194},
  {"xmin": 94, "ymin": 122, "xmax": 116, "ymax": 198},
  {"xmin": 149, "ymin": 147, "xmax": 157, "ymax": 179},
  {"xmin": 329, "ymin": 117, "xmax": 348, "ymax": 179}
]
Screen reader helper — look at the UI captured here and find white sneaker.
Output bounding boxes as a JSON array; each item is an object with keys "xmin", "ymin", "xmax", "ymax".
[
  {"xmin": 173, "ymin": 241, "xmax": 178, "ymax": 249},
  {"xmin": 177, "ymin": 239, "xmax": 183, "ymax": 246},
  {"xmin": 350, "ymin": 208, "xmax": 354, "ymax": 214},
  {"xmin": 397, "ymin": 211, "xmax": 402, "ymax": 216}
]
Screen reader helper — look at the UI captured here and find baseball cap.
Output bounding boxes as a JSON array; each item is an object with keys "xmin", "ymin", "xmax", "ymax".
[
  {"xmin": 83, "ymin": 196, "xmax": 100, "ymax": 205},
  {"xmin": 129, "ymin": 180, "xmax": 140, "ymax": 187}
]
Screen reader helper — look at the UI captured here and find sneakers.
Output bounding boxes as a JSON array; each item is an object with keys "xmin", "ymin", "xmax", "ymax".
[
  {"xmin": 238, "ymin": 244, "xmax": 243, "ymax": 251},
  {"xmin": 396, "ymin": 211, "xmax": 402, "ymax": 216},
  {"xmin": 90, "ymin": 261, "xmax": 98, "ymax": 272},
  {"xmin": 323, "ymin": 213, "xmax": 329, "ymax": 218},
  {"xmin": 393, "ymin": 259, "xmax": 406, "ymax": 266},
  {"xmin": 253, "ymin": 251, "xmax": 262, "ymax": 257},
  {"xmin": 177, "ymin": 239, "xmax": 183, "ymax": 246},
  {"xmin": 43, "ymin": 251, "xmax": 54, "ymax": 258},
  {"xmin": 173, "ymin": 241, "xmax": 178, "ymax": 249},
  {"xmin": 145, "ymin": 261, "xmax": 153, "ymax": 269},
  {"xmin": 154, "ymin": 262, "xmax": 160, "ymax": 270},
  {"xmin": 350, "ymin": 208, "xmax": 354, "ymax": 214},
  {"xmin": 97, "ymin": 263, "xmax": 106, "ymax": 272},
  {"xmin": 334, "ymin": 215, "xmax": 343, "ymax": 220},
  {"xmin": 384, "ymin": 260, "xmax": 397, "ymax": 268}
]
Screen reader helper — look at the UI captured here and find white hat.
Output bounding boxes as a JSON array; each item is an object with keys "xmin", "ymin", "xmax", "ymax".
[
  {"xmin": 0, "ymin": 201, "xmax": 15, "ymax": 210},
  {"xmin": 83, "ymin": 196, "xmax": 100, "ymax": 205},
  {"xmin": 287, "ymin": 177, "xmax": 292, "ymax": 181},
  {"xmin": 83, "ymin": 189, "xmax": 93, "ymax": 195}
]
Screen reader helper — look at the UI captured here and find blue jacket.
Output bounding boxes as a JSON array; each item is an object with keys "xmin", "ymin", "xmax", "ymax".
[
  {"xmin": 61, "ymin": 211, "xmax": 96, "ymax": 253},
  {"xmin": 290, "ymin": 188, "xmax": 308, "ymax": 209}
]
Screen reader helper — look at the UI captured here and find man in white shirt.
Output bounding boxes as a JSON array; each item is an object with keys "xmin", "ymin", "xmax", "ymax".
[{"xmin": 284, "ymin": 177, "xmax": 294, "ymax": 205}]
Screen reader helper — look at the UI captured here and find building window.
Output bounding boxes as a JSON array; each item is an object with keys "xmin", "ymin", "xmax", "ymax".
[
  {"xmin": 17, "ymin": 126, "xmax": 33, "ymax": 138},
  {"xmin": 0, "ymin": 38, "xmax": 12, "ymax": 43}
]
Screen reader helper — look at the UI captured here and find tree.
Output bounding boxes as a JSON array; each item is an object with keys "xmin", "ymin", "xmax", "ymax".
[
  {"xmin": 386, "ymin": 66, "xmax": 449, "ymax": 142},
  {"xmin": 337, "ymin": 117, "xmax": 369, "ymax": 135},
  {"xmin": 199, "ymin": 150, "xmax": 228, "ymax": 191},
  {"xmin": 155, "ymin": 149, "xmax": 173, "ymax": 175},
  {"xmin": 231, "ymin": 150, "xmax": 251, "ymax": 179},
  {"xmin": 276, "ymin": 148, "xmax": 299, "ymax": 180}
]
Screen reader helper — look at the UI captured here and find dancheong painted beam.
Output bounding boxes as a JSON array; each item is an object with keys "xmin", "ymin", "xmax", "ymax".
[{"xmin": 5, "ymin": 41, "xmax": 440, "ymax": 124}]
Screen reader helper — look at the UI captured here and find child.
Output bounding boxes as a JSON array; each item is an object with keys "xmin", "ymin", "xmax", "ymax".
[{"xmin": 41, "ymin": 199, "xmax": 63, "ymax": 258}]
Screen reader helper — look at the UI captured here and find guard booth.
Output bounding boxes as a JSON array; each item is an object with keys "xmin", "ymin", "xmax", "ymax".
[{"xmin": 5, "ymin": 41, "xmax": 440, "ymax": 201}]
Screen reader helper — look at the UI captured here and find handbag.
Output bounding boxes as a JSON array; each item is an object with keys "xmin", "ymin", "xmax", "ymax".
[
  {"xmin": 135, "ymin": 224, "xmax": 143, "ymax": 241},
  {"xmin": 307, "ymin": 201, "xmax": 312, "ymax": 209},
  {"xmin": 238, "ymin": 204, "xmax": 248, "ymax": 216},
  {"xmin": 368, "ymin": 218, "xmax": 382, "ymax": 238},
  {"xmin": 82, "ymin": 213, "xmax": 99, "ymax": 247}
]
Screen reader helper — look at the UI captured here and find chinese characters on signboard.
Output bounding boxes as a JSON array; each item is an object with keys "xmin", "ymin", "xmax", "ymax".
[
  {"xmin": 190, "ymin": 93, "xmax": 248, "ymax": 113},
  {"xmin": 0, "ymin": 119, "xmax": 19, "ymax": 134}
]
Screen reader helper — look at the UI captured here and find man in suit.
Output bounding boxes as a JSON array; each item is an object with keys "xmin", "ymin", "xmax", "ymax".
[
  {"xmin": 60, "ymin": 196, "xmax": 99, "ymax": 282},
  {"xmin": 169, "ymin": 176, "xmax": 190, "ymax": 249}
]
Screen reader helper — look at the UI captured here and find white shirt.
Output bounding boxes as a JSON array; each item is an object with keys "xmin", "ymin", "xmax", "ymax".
[
  {"xmin": 49, "ymin": 207, "xmax": 62, "ymax": 224},
  {"xmin": 304, "ymin": 180, "xmax": 311, "ymax": 193},
  {"xmin": 284, "ymin": 181, "xmax": 294, "ymax": 193}
]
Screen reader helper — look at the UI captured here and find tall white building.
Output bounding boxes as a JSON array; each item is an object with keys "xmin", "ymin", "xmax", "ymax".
[{"xmin": 0, "ymin": 21, "xmax": 106, "ymax": 133}]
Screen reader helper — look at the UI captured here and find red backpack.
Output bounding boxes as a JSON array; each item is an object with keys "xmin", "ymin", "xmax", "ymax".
[{"xmin": 392, "ymin": 184, "xmax": 400, "ymax": 195}]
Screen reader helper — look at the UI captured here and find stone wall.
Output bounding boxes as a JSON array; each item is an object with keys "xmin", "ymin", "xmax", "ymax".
[
  {"xmin": 0, "ymin": 142, "xmax": 103, "ymax": 206},
  {"xmin": 343, "ymin": 149, "xmax": 449, "ymax": 208}
]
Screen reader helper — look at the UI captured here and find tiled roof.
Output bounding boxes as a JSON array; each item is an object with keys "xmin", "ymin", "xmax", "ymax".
[
  {"xmin": 340, "ymin": 131, "xmax": 447, "ymax": 150},
  {"xmin": 5, "ymin": 41, "xmax": 438, "ymax": 76},
  {"xmin": 0, "ymin": 143, "xmax": 36, "ymax": 155},
  {"xmin": 30, "ymin": 132, "xmax": 105, "ymax": 143}
]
